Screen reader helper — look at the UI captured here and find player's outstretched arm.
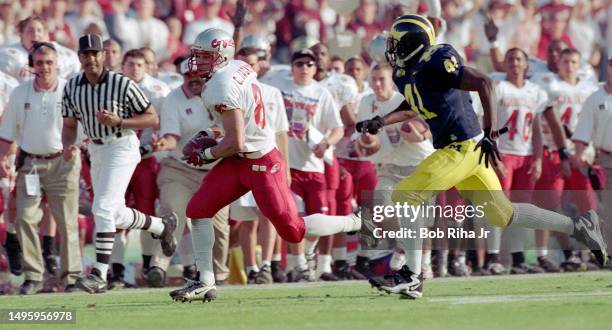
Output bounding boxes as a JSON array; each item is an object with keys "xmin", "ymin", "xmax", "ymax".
[{"xmin": 355, "ymin": 101, "xmax": 418, "ymax": 135}]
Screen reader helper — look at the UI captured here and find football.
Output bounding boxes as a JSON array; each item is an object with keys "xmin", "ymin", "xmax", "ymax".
[
  {"xmin": 182, "ymin": 130, "xmax": 219, "ymax": 165},
  {"xmin": 355, "ymin": 133, "xmax": 382, "ymax": 157},
  {"xmin": 400, "ymin": 117, "xmax": 430, "ymax": 142}
]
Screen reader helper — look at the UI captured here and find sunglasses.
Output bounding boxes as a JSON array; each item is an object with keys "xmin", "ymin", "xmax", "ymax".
[{"xmin": 293, "ymin": 60, "xmax": 315, "ymax": 68}]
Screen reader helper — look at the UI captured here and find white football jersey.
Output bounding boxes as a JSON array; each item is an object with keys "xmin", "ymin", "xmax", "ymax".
[
  {"xmin": 280, "ymin": 79, "xmax": 342, "ymax": 173},
  {"xmin": 160, "ymin": 85, "xmax": 218, "ymax": 170},
  {"xmin": 357, "ymin": 91, "xmax": 435, "ymax": 167},
  {"xmin": 0, "ymin": 42, "xmax": 80, "ymax": 82},
  {"xmin": 495, "ymin": 80, "xmax": 548, "ymax": 156},
  {"xmin": 202, "ymin": 60, "xmax": 275, "ymax": 153},
  {"xmin": 0, "ymin": 71, "xmax": 18, "ymax": 117},
  {"xmin": 573, "ymin": 85, "xmax": 612, "ymax": 152},
  {"xmin": 540, "ymin": 78, "xmax": 599, "ymax": 148}
]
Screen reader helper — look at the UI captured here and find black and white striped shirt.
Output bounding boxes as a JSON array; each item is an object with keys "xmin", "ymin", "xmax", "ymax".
[{"xmin": 62, "ymin": 70, "xmax": 151, "ymax": 139}]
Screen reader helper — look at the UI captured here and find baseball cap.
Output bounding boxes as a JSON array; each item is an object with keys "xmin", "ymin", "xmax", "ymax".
[
  {"xmin": 291, "ymin": 49, "xmax": 317, "ymax": 63},
  {"xmin": 78, "ymin": 34, "xmax": 103, "ymax": 53}
]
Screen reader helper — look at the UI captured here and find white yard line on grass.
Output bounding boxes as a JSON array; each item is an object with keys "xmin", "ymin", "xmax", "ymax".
[{"xmin": 428, "ymin": 291, "xmax": 612, "ymax": 305}]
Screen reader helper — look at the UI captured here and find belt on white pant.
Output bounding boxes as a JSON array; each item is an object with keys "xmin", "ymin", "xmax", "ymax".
[{"xmin": 236, "ymin": 146, "xmax": 274, "ymax": 159}]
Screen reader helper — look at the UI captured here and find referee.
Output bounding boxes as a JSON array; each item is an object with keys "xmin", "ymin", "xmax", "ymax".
[{"xmin": 61, "ymin": 34, "xmax": 177, "ymax": 294}]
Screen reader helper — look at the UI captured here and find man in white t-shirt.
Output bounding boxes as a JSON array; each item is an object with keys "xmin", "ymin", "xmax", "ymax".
[
  {"xmin": 0, "ymin": 43, "xmax": 82, "ymax": 294},
  {"xmin": 169, "ymin": 30, "xmax": 362, "ymax": 302},
  {"xmin": 572, "ymin": 54, "xmax": 612, "ymax": 267}
]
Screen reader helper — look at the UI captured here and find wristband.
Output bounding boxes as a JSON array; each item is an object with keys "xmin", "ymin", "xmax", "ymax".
[
  {"xmin": 204, "ymin": 148, "xmax": 215, "ymax": 160},
  {"xmin": 558, "ymin": 147, "xmax": 570, "ymax": 160},
  {"xmin": 490, "ymin": 40, "xmax": 500, "ymax": 49}
]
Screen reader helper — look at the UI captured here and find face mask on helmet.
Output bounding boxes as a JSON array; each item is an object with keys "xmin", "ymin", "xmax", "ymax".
[
  {"xmin": 190, "ymin": 28, "xmax": 236, "ymax": 80},
  {"xmin": 385, "ymin": 15, "xmax": 435, "ymax": 69},
  {"xmin": 190, "ymin": 49, "xmax": 225, "ymax": 80}
]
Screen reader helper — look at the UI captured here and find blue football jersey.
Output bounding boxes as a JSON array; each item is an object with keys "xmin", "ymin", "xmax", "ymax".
[{"xmin": 392, "ymin": 44, "xmax": 482, "ymax": 149}]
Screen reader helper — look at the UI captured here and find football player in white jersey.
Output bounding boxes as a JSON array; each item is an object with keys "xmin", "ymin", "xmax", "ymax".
[
  {"xmin": 534, "ymin": 48, "xmax": 601, "ymax": 271},
  {"xmin": 229, "ymin": 46, "xmax": 291, "ymax": 284},
  {"xmin": 0, "ymin": 16, "xmax": 80, "ymax": 81},
  {"xmin": 489, "ymin": 48, "xmax": 552, "ymax": 274},
  {"xmin": 170, "ymin": 29, "xmax": 363, "ymax": 302}
]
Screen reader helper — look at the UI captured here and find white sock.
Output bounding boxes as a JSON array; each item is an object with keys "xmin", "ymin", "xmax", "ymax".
[
  {"xmin": 296, "ymin": 253, "xmax": 308, "ymax": 271},
  {"xmin": 286, "ymin": 254, "xmax": 297, "ymax": 270},
  {"xmin": 304, "ymin": 213, "xmax": 360, "ymax": 236},
  {"xmin": 272, "ymin": 253, "xmax": 282, "ymax": 262},
  {"xmin": 94, "ymin": 262, "xmax": 109, "ymax": 281},
  {"xmin": 537, "ymin": 249, "xmax": 548, "ymax": 258},
  {"xmin": 316, "ymin": 254, "xmax": 333, "ymax": 275},
  {"xmin": 486, "ymin": 223, "xmax": 502, "ymax": 253},
  {"xmin": 261, "ymin": 260, "xmax": 271, "ymax": 268},
  {"xmin": 511, "ymin": 203, "xmax": 573, "ymax": 234},
  {"xmin": 397, "ymin": 214, "xmax": 423, "ymax": 274},
  {"xmin": 246, "ymin": 265, "xmax": 259, "ymax": 274},
  {"xmin": 110, "ymin": 232, "xmax": 127, "ymax": 264},
  {"xmin": 422, "ymin": 251, "xmax": 431, "ymax": 265},
  {"xmin": 305, "ymin": 239, "xmax": 318, "ymax": 255},
  {"xmin": 332, "ymin": 247, "xmax": 347, "ymax": 261},
  {"xmin": 191, "ymin": 219, "xmax": 215, "ymax": 286},
  {"xmin": 116, "ymin": 208, "xmax": 165, "ymax": 236},
  {"xmin": 390, "ymin": 251, "xmax": 406, "ymax": 271},
  {"xmin": 6, "ymin": 222, "xmax": 15, "ymax": 234}
]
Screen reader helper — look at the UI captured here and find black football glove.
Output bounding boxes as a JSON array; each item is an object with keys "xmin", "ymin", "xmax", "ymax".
[
  {"xmin": 474, "ymin": 127, "xmax": 502, "ymax": 168},
  {"xmin": 355, "ymin": 115, "xmax": 385, "ymax": 135}
]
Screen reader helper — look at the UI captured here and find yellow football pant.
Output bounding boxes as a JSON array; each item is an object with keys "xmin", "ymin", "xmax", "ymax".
[{"xmin": 392, "ymin": 139, "xmax": 514, "ymax": 227}]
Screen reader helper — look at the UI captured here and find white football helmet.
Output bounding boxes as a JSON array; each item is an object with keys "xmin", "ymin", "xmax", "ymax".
[
  {"xmin": 240, "ymin": 33, "xmax": 271, "ymax": 60},
  {"xmin": 191, "ymin": 28, "xmax": 235, "ymax": 79}
]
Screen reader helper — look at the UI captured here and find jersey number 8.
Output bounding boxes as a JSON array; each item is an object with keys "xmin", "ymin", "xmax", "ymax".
[{"xmin": 251, "ymin": 83, "xmax": 266, "ymax": 129}]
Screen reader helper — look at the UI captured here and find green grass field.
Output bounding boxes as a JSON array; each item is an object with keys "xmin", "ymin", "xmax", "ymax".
[{"xmin": 1, "ymin": 271, "xmax": 612, "ymax": 330}]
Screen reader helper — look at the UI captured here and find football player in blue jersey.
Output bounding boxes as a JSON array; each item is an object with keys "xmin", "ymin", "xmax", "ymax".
[{"xmin": 356, "ymin": 14, "xmax": 607, "ymax": 299}]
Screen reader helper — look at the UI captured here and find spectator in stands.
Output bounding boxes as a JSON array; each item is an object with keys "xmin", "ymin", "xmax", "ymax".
[
  {"xmin": 45, "ymin": 0, "xmax": 76, "ymax": 49},
  {"xmin": 67, "ymin": 0, "xmax": 109, "ymax": 41},
  {"xmin": 103, "ymin": 39, "xmax": 122, "ymax": 71},
  {"xmin": 111, "ymin": 0, "xmax": 170, "ymax": 61},
  {"xmin": 182, "ymin": 0, "xmax": 234, "ymax": 46}
]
